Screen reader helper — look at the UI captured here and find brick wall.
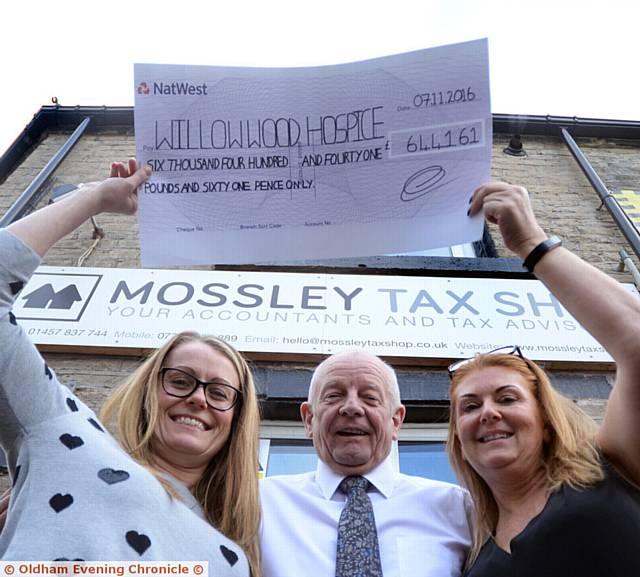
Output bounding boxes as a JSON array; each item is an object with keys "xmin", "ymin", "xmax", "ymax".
[
  {"xmin": 5, "ymin": 132, "xmax": 638, "ymax": 275},
  {"xmin": 491, "ymin": 134, "xmax": 640, "ymax": 282},
  {"xmin": 1, "ymin": 129, "xmax": 637, "ymax": 490}
]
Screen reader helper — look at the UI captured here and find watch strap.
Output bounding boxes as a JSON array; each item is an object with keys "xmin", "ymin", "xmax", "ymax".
[{"xmin": 522, "ymin": 236, "xmax": 562, "ymax": 273}]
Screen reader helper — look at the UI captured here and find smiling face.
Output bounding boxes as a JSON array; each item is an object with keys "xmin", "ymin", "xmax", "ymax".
[
  {"xmin": 452, "ymin": 366, "xmax": 547, "ymax": 483},
  {"xmin": 301, "ymin": 351, "xmax": 405, "ymax": 476},
  {"xmin": 153, "ymin": 340, "xmax": 239, "ymax": 471}
]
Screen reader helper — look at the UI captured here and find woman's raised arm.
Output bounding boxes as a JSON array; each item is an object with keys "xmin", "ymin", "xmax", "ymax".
[
  {"xmin": 7, "ymin": 159, "xmax": 150, "ymax": 257},
  {"xmin": 470, "ymin": 182, "xmax": 640, "ymax": 484}
]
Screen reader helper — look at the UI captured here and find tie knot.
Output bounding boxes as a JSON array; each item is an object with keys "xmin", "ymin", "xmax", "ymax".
[{"xmin": 339, "ymin": 475, "xmax": 370, "ymax": 495}]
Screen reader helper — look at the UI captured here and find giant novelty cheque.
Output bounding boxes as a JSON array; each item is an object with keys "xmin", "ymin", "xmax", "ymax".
[{"xmin": 134, "ymin": 39, "xmax": 491, "ymax": 266}]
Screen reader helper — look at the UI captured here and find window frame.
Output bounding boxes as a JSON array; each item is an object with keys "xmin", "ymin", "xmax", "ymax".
[{"xmin": 260, "ymin": 421, "xmax": 449, "ymax": 475}]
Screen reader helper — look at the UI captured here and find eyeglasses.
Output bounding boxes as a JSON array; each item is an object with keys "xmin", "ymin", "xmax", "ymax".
[
  {"xmin": 447, "ymin": 345, "xmax": 523, "ymax": 378},
  {"xmin": 159, "ymin": 367, "xmax": 241, "ymax": 411}
]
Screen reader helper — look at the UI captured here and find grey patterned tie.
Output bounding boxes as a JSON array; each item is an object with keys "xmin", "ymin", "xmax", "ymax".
[{"xmin": 335, "ymin": 476, "xmax": 383, "ymax": 577}]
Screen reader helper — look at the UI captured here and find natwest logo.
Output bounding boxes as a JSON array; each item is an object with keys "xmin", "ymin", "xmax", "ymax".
[
  {"xmin": 137, "ymin": 81, "xmax": 150, "ymax": 95},
  {"xmin": 152, "ymin": 81, "xmax": 208, "ymax": 96}
]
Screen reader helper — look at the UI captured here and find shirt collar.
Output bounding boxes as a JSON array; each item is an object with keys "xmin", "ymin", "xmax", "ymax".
[
  {"xmin": 315, "ymin": 454, "xmax": 395, "ymax": 500},
  {"xmin": 160, "ymin": 472, "xmax": 206, "ymax": 518}
]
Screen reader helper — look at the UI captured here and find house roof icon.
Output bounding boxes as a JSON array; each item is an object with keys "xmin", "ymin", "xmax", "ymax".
[{"xmin": 22, "ymin": 284, "xmax": 82, "ymax": 310}]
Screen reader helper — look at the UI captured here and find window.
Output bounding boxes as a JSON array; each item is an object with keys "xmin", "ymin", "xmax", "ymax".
[
  {"xmin": 397, "ymin": 442, "xmax": 458, "ymax": 485},
  {"xmin": 260, "ymin": 422, "xmax": 458, "ymax": 484},
  {"xmin": 264, "ymin": 439, "xmax": 316, "ymax": 476}
]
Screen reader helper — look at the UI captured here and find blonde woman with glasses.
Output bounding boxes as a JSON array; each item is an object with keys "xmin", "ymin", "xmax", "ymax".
[{"xmin": 0, "ymin": 160, "xmax": 260, "ymax": 574}]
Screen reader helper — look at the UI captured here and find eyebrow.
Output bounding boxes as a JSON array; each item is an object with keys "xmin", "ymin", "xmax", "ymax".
[
  {"xmin": 320, "ymin": 382, "xmax": 384, "ymax": 395},
  {"xmin": 458, "ymin": 384, "xmax": 522, "ymax": 399},
  {"xmin": 170, "ymin": 366, "xmax": 233, "ymax": 386}
]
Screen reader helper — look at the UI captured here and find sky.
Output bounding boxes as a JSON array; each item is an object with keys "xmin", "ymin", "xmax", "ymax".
[{"xmin": 1, "ymin": 0, "xmax": 638, "ymax": 157}]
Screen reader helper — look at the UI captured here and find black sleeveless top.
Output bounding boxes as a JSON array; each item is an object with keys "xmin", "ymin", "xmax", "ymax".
[{"xmin": 464, "ymin": 465, "xmax": 640, "ymax": 577}]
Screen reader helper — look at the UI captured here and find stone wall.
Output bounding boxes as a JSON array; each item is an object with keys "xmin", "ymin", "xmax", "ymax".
[
  {"xmin": 491, "ymin": 134, "xmax": 640, "ymax": 282},
  {"xmin": 1, "ymin": 129, "xmax": 637, "ymax": 490}
]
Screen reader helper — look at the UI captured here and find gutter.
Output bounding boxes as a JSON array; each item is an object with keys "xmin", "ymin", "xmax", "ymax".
[
  {"xmin": 0, "ymin": 106, "xmax": 133, "ymax": 186},
  {"xmin": 493, "ymin": 114, "xmax": 640, "ymax": 140},
  {"xmin": 0, "ymin": 117, "xmax": 91, "ymax": 226}
]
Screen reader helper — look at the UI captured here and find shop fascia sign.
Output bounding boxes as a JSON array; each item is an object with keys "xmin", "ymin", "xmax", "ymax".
[{"xmin": 13, "ymin": 265, "xmax": 630, "ymax": 363}]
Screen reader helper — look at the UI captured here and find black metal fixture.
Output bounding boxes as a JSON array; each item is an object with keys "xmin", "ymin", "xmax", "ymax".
[
  {"xmin": 503, "ymin": 134, "xmax": 526, "ymax": 156},
  {"xmin": 49, "ymin": 183, "xmax": 77, "ymax": 203}
]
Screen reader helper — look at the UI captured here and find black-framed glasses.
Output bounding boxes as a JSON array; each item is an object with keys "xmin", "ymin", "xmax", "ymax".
[
  {"xmin": 159, "ymin": 367, "xmax": 241, "ymax": 411},
  {"xmin": 447, "ymin": 345, "xmax": 523, "ymax": 378}
]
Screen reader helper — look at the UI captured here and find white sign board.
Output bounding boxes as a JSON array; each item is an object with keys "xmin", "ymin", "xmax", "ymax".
[
  {"xmin": 134, "ymin": 39, "xmax": 491, "ymax": 266},
  {"xmin": 14, "ymin": 265, "xmax": 625, "ymax": 364}
]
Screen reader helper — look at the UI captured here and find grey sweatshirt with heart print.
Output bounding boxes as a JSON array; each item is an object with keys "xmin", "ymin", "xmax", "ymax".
[{"xmin": 0, "ymin": 229, "xmax": 248, "ymax": 571}]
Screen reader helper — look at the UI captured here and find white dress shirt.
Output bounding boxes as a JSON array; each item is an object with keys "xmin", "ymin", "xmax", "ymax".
[{"xmin": 260, "ymin": 455, "xmax": 472, "ymax": 577}]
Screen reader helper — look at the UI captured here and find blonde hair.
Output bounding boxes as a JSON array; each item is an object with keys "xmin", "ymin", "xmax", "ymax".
[
  {"xmin": 101, "ymin": 332, "xmax": 261, "ymax": 577},
  {"xmin": 447, "ymin": 353, "xmax": 603, "ymax": 565}
]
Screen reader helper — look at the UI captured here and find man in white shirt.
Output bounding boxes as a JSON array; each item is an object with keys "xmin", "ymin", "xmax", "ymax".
[{"xmin": 260, "ymin": 349, "xmax": 472, "ymax": 577}]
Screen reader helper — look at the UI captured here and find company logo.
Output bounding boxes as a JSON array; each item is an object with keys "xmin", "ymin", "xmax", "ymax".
[
  {"xmin": 137, "ymin": 80, "xmax": 208, "ymax": 97},
  {"xmin": 16, "ymin": 272, "xmax": 102, "ymax": 322},
  {"xmin": 23, "ymin": 283, "xmax": 82, "ymax": 309},
  {"xmin": 151, "ymin": 81, "xmax": 208, "ymax": 96}
]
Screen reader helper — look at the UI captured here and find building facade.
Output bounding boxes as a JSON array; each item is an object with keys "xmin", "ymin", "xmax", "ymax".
[{"xmin": 1, "ymin": 106, "xmax": 639, "ymax": 489}]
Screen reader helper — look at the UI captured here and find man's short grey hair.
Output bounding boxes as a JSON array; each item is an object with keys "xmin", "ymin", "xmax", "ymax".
[{"xmin": 307, "ymin": 349, "xmax": 401, "ymax": 411}]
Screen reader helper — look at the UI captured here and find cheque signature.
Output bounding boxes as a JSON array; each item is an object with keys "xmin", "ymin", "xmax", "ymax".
[{"xmin": 400, "ymin": 165, "xmax": 457, "ymax": 202}]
